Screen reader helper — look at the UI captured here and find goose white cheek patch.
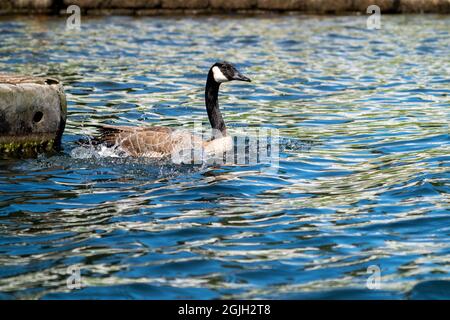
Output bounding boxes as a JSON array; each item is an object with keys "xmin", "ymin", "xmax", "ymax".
[{"xmin": 212, "ymin": 66, "xmax": 229, "ymax": 83}]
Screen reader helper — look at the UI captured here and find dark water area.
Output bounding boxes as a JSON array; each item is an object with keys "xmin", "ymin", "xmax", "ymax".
[{"xmin": 0, "ymin": 15, "xmax": 449, "ymax": 299}]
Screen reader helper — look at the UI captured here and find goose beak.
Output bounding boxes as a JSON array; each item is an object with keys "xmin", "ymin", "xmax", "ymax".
[{"xmin": 232, "ymin": 72, "xmax": 251, "ymax": 82}]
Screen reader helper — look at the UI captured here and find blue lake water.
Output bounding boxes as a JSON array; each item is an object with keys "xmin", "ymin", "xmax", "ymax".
[{"xmin": 0, "ymin": 14, "xmax": 449, "ymax": 299}]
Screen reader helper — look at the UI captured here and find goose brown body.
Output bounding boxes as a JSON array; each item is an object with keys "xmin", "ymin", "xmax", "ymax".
[
  {"xmin": 93, "ymin": 62, "xmax": 250, "ymax": 159},
  {"xmin": 98, "ymin": 124, "xmax": 216, "ymax": 158}
]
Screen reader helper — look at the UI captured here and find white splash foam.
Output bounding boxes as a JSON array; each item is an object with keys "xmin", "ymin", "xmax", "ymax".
[{"xmin": 70, "ymin": 144, "xmax": 124, "ymax": 159}]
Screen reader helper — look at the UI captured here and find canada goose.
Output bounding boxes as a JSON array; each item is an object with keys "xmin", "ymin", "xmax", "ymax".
[{"xmin": 95, "ymin": 62, "xmax": 251, "ymax": 160}]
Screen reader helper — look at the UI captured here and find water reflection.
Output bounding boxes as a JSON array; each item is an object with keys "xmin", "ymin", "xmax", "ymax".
[{"xmin": 0, "ymin": 14, "xmax": 449, "ymax": 299}]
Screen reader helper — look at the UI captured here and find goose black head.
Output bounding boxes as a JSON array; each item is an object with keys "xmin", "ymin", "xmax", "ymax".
[{"xmin": 211, "ymin": 61, "xmax": 251, "ymax": 84}]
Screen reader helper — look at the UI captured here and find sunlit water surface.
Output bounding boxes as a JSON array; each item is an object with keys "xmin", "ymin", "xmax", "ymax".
[{"xmin": 0, "ymin": 15, "xmax": 449, "ymax": 299}]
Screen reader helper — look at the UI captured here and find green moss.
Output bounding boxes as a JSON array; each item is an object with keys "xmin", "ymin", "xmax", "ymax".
[{"xmin": 0, "ymin": 139, "xmax": 55, "ymax": 158}]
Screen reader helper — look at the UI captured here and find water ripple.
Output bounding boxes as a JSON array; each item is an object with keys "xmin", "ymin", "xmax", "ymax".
[{"xmin": 0, "ymin": 15, "xmax": 449, "ymax": 299}]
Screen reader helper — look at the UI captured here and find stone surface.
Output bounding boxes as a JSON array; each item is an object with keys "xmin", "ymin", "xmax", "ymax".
[
  {"xmin": 162, "ymin": 0, "xmax": 209, "ymax": 9},
  {"xmin": 109, "ymin": 0, "xmax": 160, "ymax": 8},
  {"xmin": 0, "ymin": 0, "xmax": 53, "ymax": 13},
  {"xmin": 353, "ymin": 0, "xmax": 398, "ymax": 13},
  {"xmin": 210, "ymin": 0, "xmax": 257, "ymax": 10},
  {"xmin": 0, "ymin": 75, "xmax": 67, "ymax": 157},
  {"xmin": 0, "ymin": 0, "xmax": 449, "ymax": 16},
  {"xmin": 63, "ymin": 0, "xmax": 160, "ymax": 9},
  {"xmin": 12, "ymin": 0, "xmax": 53, "ymax": 8},
  {"xmin": 304, "ymin": 0, "xmax": 353, "ymax": 13},
  {"xmin": 399, "ymin": 0, "xmax": 450, "ymax": 13},
  {"xmin": 63, "ymin": 0, "xmax": 103, "ymax": 8},
  {"xmin": 257, "ymin": 0, "xmax": 304, "ymax": 10}
]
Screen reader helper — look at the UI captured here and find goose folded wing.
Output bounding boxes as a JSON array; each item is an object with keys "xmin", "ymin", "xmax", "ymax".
[{"xmin": 95, "ymin": 124, "xmax": 179, "ymax": 157}]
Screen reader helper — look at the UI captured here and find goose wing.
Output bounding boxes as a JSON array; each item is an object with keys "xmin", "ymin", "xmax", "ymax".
[
  {"xmin": 96, "ymin": 125, "xmax": 177, "ymax": 157},
  {"xmin": 95, "ymin": 124, "xmax": 202, "ymax": 158}
]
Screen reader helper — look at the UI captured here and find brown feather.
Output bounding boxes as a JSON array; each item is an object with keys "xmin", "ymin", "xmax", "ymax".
[{"xmin": 94, "ymin": 124, "xmax": 205, "ymax": 158}]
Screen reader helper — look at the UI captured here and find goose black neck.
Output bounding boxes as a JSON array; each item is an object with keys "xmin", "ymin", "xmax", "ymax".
[{"xmin": 205, "ymin": 69, "xmax": 226, "ymax": 137}]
